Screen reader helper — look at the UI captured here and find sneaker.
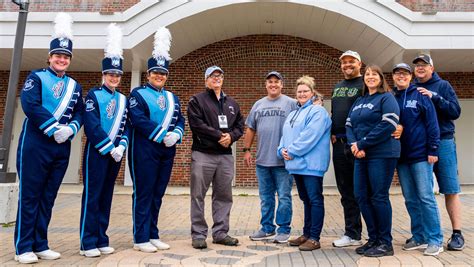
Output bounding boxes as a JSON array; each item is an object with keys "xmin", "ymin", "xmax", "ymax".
[
  {"xmin": 447, "ymin": 233, "xmax": 465, "ymax": 251},
  {"xmin": 192, "ymin": 238, "xmax": 208, "ymax": 249},
  {"xmin": 289, "ymin": 235, "xmax": 308, "ymax": 246},
  {"xmin": 35, "ymin": 249, "xmax": 61, "ymax": 260},
  {"xmin": 133, "ymin": 242, "xmax": 157, "ymax": 253},
  {"xmin": 150, "ymin": 239, "xmax": 170, "ymax": 250},
  {"xmin": 213, "ymin": 235, "xmax": 239, "ymax": 246},
  {"xmin": 298, "ymin": 239, "xmax": 321, "ymax": 251},
  {"xmin": 424, "ymin": 244, "xmax": 444, "ymax": 256},
  {"xmin": 402, "ymin": 238, "xmax": 428, "ymax": 251},
  {"xmin": 80, "ymin": 248, "xmax": 101, "ymax": 257},
  {"xmin": 14, "ymin": 252, "xmax": 38, "ymax": 264},
  {"xmin": 333, "ymin": 235, "xmax": 363, "ymax": 247},
  {"xmin": 355, "ymin": 240, "xmax": 378, "ymax": 255},
  {"xmin": 364, "ymin": 243, "xmax": 394, "ymax": 257},
  {"xmin": 273, "ymin": 233, "xmax": 290, "ymax": 243},
  {"xmin": 249, "ymin": 230, "xmax": 276, "ymax": 241},
  {"xmin": 98, "ymin": 246, "xmax": 115, "ymax": 255}
]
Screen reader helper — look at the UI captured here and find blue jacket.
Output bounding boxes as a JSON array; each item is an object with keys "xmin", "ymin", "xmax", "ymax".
[
  {"xmin": 414, "ymin": 72, "xmax": 461, "ymax": 139},
  {"xmin": 128, "ymin": 83, "xmax": 185, "ymax": 144},
  {"xmin": 20, "ymin": 67, "xmax": 83, "ymax": 139},
  {"xmin": 83, "ymin": 85, "xmax": 130, "ymax": 155},
  {"xmin": 394, "ymin": 84, "xmax": 439, "ymax": 164},
  {"xmin": 277, "ymin": 100, "xmax": 331, "ymax": 177},
  {"xmin": 346, "ymin": 92, "xmax": 400, "ymax": 159}
]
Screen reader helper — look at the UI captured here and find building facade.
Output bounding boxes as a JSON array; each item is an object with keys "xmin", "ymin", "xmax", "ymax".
[{"xmin": 1, "ymin": 0, "xmax": 473, "ymax": 186}]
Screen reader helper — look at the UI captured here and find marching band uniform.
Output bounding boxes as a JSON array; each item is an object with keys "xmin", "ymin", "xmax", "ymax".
[
  {"xmin": 79, "ymin": 23, "xmax": 128, "ymax": 257},
  {"xmin": 14, "ymin": 13, "xmax": 83, "ymax": 263},
  {"xmin": 128, "ymin": 27, "xmax": 185, "ymax": 253}
]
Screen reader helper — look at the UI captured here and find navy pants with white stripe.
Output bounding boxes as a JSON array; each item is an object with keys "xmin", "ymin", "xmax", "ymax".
[
  {"xmin": 14, "ymin": 119, "xmax": 70, "ymax": 255},
  {"xmin": 79, "ymin": 142, "xmax": 121, "ymax": 251},
  {"xmin": 129, "ymin": 130, "xmax": 175, "ymax": 244}
]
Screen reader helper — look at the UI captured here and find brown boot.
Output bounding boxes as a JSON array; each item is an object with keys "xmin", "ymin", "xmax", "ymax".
[
  {"xmin": 288, "ymin": 235, "xmax": 308, "ymax": 246},
  {"xmin": 299, "ymin": 239, "xmax": 321, "ymax": 251}
]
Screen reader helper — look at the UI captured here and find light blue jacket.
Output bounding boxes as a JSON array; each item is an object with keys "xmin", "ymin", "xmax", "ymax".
[{"xmin": 277, "ymin": 100, "xmax": 332, "ymax": 177}]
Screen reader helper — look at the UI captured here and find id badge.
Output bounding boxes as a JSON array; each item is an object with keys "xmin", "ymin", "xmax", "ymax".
[{"xmin": 218, "ymin": 115, "xmax": 228, "ymax": 128}]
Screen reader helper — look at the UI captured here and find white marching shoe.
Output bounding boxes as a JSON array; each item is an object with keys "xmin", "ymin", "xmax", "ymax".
[
  {"xmin": 150, "ymin": 239, "xmax": 170, "ymax": 250},
  {"xmin": 98, "ymin": 246, "xmax": 115, "ymax": 255},
  {"xmin": 80, "ymin": 248, "xmax": 101, "ymax": 257},
  {"xmin": 133, "ymin": 242, "xmax": 157, "ymax": 253},
  {"xmin": 35, "ymin": 249, "xmax": 61, "ymax": 260},
  {"xmin": 14, "ymin": 252, "xmax": 39, "ymax": 264}
]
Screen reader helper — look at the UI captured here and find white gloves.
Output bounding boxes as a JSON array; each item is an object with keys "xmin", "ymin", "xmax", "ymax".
[
  {"xmin": 54, "ymin": 125, "xmax": 74, "ymax": 144},
  {"xmin": 163, "ymin": 132, "xmax": 180, "ymax": 147},
  {"xmin": 110, "ymin": 145, "xmax": 126, "ymax": 162}
]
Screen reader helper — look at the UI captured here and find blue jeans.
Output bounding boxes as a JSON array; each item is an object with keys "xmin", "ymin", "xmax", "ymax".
[
  {"xmin": 256, "ymin": 165, "xmax": 293, "ymax": 234},
  {"xmin": 294, "ymin": 175, "xmax": 324, "ymax": 241},
  {"xmin": 434, "ymin": 138, "xmax": 461, "ymax": 194},
  {"xmin": 398, "ymin": 161, "xmax": 443, "ymax": 246},
  {"xmin": 354, "ymin": 158, "xmax": 397, "ymax": 246}
]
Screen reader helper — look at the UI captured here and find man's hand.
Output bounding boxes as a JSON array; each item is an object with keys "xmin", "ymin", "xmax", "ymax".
[
  {"xmin": 428, "ymin": 155, "xmax": 438, "ymax": 164},
  {"xmin": 281, "ymin": 148, "xmax": 292, "ymax": 161},
  {"xmin": 350, "ymin": 142, "xmax": 359, "ymax": 155},
  {"xmin": 218, "ymin": 133, "xmax": 232, "ymax": 148},
  {"xmin": 417, "ymin": 87, "xmax": 433, "ymax": 98},
  {"xmin": 355, "ymin": 150, "xmax": 366, "ymax": 159},
  {"xmin": 331, "ymin": 135, "xmax": 336, "ymax": 144},
  {"xmin": 54, "ymin": 125, "xmax": 73, "ymax": 144},
  {"xmin": 243, "ymin": 151, "xmax": 253, "ymax": 167},
  {"xmin": 392, "ymin": 124, "xmax": 403, "ymax": 139}
]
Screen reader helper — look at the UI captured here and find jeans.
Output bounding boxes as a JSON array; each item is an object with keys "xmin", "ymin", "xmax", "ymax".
[
  {"xmin": 294, "ymin": 175, "xmax": 324, "ymax": 241},
  {"xmin": 354, "ymin": 158, "xmax": 397, "ymax": 246},
  {"xmin": 434, "ymin": 138, "xmax": 461, "ymax": 194},
  {"xmin": 256, "ymin": 165, "xmax": 293, "ymax": 234},
  {"xmin": 398, "ymin": 161, "xmax": 443, "ymax": 246},
  {"xmin": 332, "ymin": 139, "xmax": 362, "ymax": 240}
]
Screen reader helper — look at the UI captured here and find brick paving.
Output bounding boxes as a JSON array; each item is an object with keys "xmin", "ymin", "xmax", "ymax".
[{"xmin": 0, "ymin": 186, "xmax": 472, "ymax": 266}]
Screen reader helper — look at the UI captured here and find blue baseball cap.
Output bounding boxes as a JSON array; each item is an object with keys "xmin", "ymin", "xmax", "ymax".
[
  {"xmin": 392, "ymin": 63, "xmax": 412, "ymax": 73},
  {"xmin": 265, "ymin": 71, "xmax": 283, "ymax": 80}
]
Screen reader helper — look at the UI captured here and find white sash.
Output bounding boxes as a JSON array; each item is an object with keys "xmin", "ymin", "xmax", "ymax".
[
  {"xmin": 53, "ymin": 79, "xmax": 76, "ymax": 120},
  {"xmin": 153, "ymin": 91, "xmax": 175, "ymax": 142},
  {"xmin": 108, "ymin": 93, "xmax": 126, "ymax": 142}
]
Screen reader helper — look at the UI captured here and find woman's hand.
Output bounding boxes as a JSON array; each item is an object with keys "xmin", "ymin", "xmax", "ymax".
[
  {"xmin": 355, "ymin": 150, "xmax": 366, "ymax": 159},
  {"xmin": 281, "ymin": 148, "xmax": 292, "ymax": 160},
  {"xmin": 428, "ymin": 155, "xmax": 438, "ymax": 164},
  {"xmin": 351, "ymin": 142, "xmax": 359, "ymax": 155}
]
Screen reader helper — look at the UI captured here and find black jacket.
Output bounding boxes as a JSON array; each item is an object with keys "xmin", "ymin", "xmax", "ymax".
[{"xmin": 187, "ymin": 88, "xmax": 244, "ymax": 154}]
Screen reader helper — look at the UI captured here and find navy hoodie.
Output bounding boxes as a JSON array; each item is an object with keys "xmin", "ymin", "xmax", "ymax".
[
  {"xmin": 394, "ymin": 84, "xmax": 440, "ymax": 164},
  {"xmin": 414, "ymin": 72, "xmax": 461, "ymax": 139},
  {"xmin": 346, "ymin": 92, "xmax": 400, "ymax": 159}
]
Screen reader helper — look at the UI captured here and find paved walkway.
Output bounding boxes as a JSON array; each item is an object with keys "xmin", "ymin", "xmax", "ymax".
[{"xmin": 0, "ymin": 185, "xmax": 472, "ymax": 266}]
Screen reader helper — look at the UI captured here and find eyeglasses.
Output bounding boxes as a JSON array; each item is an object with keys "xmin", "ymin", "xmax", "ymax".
[
  {"xmin": 393, "ymin": 72, "xmax": 411, "ymax": 77},
  {"xmin": 414, "ymin": 63, "xmax": 429, "ymax": 68},
  {"xmin": 209, "ymin": 74, "xmax": 224, "ymax": 79}
]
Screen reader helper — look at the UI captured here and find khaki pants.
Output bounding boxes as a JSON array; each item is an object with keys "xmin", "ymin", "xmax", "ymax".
[{"xmin": 190, "ymin": 151, "xmax": 234, "ymax": 241}]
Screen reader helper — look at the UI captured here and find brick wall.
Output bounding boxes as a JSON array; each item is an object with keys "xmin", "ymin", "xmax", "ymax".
[
  {"xmin": 0, "ymin": 0, "xmax": 139, "ymax": 13},
  {"xmin": 397, "ymin": 0, "xmax": 474, "ymax": 12},
  {"xmin": 1, "ymin": 34, "xmax": 473, "ymax": 186}
]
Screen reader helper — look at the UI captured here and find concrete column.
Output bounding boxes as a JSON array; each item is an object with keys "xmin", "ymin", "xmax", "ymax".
[{"xmin": 124, "ymin": 51, "xmax": 143, "ymax": 186}]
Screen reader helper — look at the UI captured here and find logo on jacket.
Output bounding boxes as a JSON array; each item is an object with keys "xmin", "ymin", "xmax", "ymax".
[
  {"xmin": 52, "ymin": 81, "xmax": 65, "ymax": 99},
  {"xmin": 129, "ymin": 97, "xmax": 138, "ymax": 108},
  {"xmin": 106, "ymin": 99, "xmax": 117, "ymax": 119},
  {"xmin": 406, "ymin": 100, "xmax": 418, "ymax": 109},
  {"xmin": 59, "ymin": 38, "xmax": 69, "ymax": 48},
  {"xmin": 85, "ymin": 99, "xmax": 95, "ymax": 112},
  {"xmin": 158, "ymin": 95, "xmax": 166, "ymax": 110},
  {"xmin": 229, "ymin": 106, "xmax": 235, "ymax": 115},
  {"xmin": 23, "ymin": 79, "xmax": 34, "ymax": 91}
]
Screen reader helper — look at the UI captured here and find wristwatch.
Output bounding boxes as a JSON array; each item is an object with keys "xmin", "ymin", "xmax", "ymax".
[{"xmin": 242, "ymin": 147, "xmax": 251, "ymax": 152}]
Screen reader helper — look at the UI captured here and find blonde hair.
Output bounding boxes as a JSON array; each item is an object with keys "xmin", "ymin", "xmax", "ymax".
[{"xmin": 296, "ymin": 75, "xmax": 315, "ymax": 93}]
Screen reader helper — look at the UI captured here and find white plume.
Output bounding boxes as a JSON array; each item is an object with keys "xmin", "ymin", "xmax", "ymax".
[
  {"xmin": 152, "ymin": 27, "xmax": 172, "ymax": 61},
  {"xmin": 105, "ymin": 23, "xmax": 123, "ymax": 59},
  {"xmin": 52, "ymin": 13, "xmax": 73, "ymax": 40}
]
